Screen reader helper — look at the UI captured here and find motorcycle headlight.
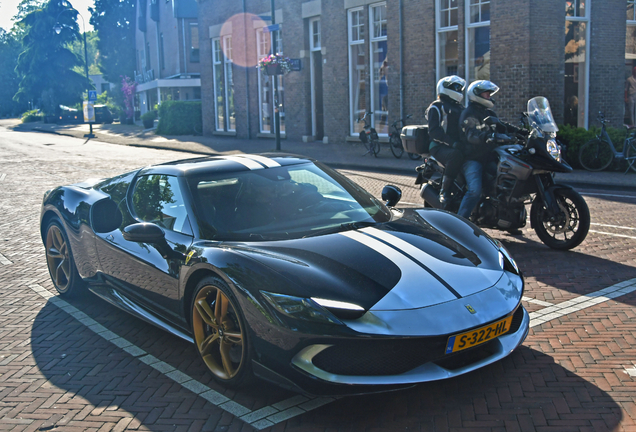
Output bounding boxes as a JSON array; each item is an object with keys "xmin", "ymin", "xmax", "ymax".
[
  {"xmin": 546, "ymin": 139, "xmax": 561, "ymax": 162},
  {"xmin": 261, "ymin": 292, "xmax": 366, "ymax": 324}
]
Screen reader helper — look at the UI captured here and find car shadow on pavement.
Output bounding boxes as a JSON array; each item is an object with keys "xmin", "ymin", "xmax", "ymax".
[
  {"xmin": 268, "ymin": 346, "xmax": 622, "ymax": 431},
  {"xmin": 30, "ymin": 288, "xmax": 295, "ymax": 430},
  {"xmin": 30, "ymin": 288, "xmax": 623, "ymax": 431}
]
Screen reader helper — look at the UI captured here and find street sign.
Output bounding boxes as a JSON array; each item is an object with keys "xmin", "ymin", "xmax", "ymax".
[
  {"xmin": 88, "ymin": 90, "xmax": 97, "ymax": 102},
  {"xmin": 83, "ymin": 101, "xmax": 95, "ymax": 123},
  {"xmin": 264, "ymin": 24, "xmax": 280, "ymax": 33},
  {"xmin": 289, "ymin": 59, "xmax": 302, "ymax": 71}
]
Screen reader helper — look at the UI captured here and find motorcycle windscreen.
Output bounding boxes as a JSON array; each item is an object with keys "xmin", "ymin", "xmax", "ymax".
[{"xmin": 527, "ymin": 97, "xmax": 558, "ymax": 133}]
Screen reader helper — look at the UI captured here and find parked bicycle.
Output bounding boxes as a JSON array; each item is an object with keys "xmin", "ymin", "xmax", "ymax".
[
  {"xmin": 357, "ymin": 111, "xmax": 380, "ymax": 157},
  {"xmin": 388, "ymin": 114, "xmax": 412, "ymax": 159},
  {"xmin": 578, "ymin": 111, "xmax": 636, "ymax": 173}
]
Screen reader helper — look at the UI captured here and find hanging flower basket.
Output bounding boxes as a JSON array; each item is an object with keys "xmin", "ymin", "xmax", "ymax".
[{"xmin": 258, "ymin": 53, "xmax": 291, "ymax": 76}]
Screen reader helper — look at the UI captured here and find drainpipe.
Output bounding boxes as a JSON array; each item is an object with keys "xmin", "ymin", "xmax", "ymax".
[
  {"xmin": 399, "ymin": 0, "xmax": 404, "ymax": 120},
  {"xmin": 182, "ymin": 18, "xmax": 188, "ymax": 75},
  {"xmin": 243, "ymin": 0, "xmax": 251, "ymax": 138}
]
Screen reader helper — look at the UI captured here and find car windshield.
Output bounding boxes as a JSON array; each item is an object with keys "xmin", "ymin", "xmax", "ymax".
[{"xmin": 187, "ymin": 162, "xmax": 392, "ymax": 241}]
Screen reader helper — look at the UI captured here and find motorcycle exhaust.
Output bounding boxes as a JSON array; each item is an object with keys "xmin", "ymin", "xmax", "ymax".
[{"xmin": 420, "ymin": 184, "xmax": 442, "ymax": 209}]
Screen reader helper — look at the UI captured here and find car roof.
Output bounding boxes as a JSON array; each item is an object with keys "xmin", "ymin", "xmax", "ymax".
[{"xmin": 138, "ymin": 153, "xmax": 317, "ymax": 177}]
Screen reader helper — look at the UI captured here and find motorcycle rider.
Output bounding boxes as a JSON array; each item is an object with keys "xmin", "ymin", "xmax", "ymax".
[
  {"xmin": 457, "ymin": 80, "xmax": 525, "ymax": 219},
  {"xmin": 425, "ymin": 75, "xmax": 466, "ymax": 207}
]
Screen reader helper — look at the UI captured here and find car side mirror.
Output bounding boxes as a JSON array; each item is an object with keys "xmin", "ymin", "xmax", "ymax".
[
  {"xmin": 122, "ymin": 223, "xmax": 166, "ymax": 243},
  {"xmin": 382, "ymin": 185, "xmax": 402, "ymax": 207}
]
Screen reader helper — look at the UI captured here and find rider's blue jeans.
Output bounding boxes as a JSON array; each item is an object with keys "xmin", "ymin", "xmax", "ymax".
[{"xmin": 457, "ymin": 160, "xmax": 482, "ymax": 219}]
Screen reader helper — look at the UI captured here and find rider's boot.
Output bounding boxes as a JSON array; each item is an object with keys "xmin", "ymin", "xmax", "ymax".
[{"xmin": 438, "ymin": 175, "xmax": 453, "ymax": 209}]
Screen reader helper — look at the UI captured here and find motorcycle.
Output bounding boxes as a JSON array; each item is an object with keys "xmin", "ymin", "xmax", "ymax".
[{"xmin": 416, "ymin": 96, "xmax": 590, "ymax": 250}]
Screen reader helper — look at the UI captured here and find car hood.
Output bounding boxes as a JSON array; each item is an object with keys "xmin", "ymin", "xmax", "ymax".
[{"xmin": 226, "ymin": 209, "xmax": 507, "ymax": 311}]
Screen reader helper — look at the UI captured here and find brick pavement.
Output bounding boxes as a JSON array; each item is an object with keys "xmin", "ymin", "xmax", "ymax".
[{"xmin": 1, "ymin": 126, "xmax": 636, "ymax": 431}]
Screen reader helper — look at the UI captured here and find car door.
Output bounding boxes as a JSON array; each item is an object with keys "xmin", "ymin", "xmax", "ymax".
[{"xmin": 94, "ymin": 173, "xmax": 193, "ymax": 322}]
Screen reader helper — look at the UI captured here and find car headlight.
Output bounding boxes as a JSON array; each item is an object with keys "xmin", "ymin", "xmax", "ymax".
[
  {"xmin": 261, "ymin": 292, "xmax": 366, "ymax": 324},
  {"xmin": 498, "ymin": 248, "xmax": 520, "ymax": 275},
  {"xmin": 546, "ymin": 139, "xmax": 561, "ymax": 162}
]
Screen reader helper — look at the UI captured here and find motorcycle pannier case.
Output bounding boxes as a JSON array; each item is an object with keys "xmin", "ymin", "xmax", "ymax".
[{"xmin": 400, "ymin": 125, "xmax": 430, "ymax": 155}]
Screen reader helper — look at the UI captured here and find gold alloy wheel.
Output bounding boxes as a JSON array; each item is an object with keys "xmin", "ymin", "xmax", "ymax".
[
  {"xmin": 46, "ymin": 224, "xmax": 71, "ymax": 292},
  {"xmin": 192, "ymin": 285, "xmax": 245, "ymax": 380}
]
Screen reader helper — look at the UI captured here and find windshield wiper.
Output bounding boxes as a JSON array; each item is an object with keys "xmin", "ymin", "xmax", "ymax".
[{"xmin": 303, "ymin": 221, "xmax": 378, "ymax": 238}]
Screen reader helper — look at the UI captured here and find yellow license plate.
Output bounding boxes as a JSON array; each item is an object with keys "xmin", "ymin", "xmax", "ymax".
[{"xmin": 445, "ymin": 315, "xmax": 513, "ymax": 354}]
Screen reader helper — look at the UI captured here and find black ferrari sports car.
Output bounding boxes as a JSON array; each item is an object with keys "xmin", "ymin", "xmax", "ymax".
[{"xmin": 40, "ymin": 153, "xmax": 529, "ymax": 395}]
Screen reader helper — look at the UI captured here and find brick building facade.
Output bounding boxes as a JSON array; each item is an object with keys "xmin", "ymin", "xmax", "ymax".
[
  {"xmin": 194, "ymin": 0, "xmax": 626, "ymax": 145},
  {"xmin": 134, "ymin": 0, "xmax": 201, "ymax": 116}
]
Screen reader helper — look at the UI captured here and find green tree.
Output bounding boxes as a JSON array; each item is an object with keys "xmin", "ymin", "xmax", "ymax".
[
  {"xmin": 89, "ymin": 0, "xmax": 136, "ymax": 83},
  {"xmin": 0, "ymin": 29, "xmax": 28, "ymax": 116},
  {"xmin": 13, "ymin": 0, "xmax": 90, "ymax": 114},
  {"xmin": 68, "ymin": 30, "xmax": 100, "ymax": 75}
]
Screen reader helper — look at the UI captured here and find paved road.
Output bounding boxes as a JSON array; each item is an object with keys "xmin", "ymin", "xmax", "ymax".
[{"xmin": 1, "ymin": 127, "xmax": 636, "ymax": 431}]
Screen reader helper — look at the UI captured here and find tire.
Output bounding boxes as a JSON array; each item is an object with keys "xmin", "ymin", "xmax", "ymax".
[
  {"xmin": 530, "ymin": 187, "xmax": 590, "ymax": 250},
  {"xmin": 45, "ymin": 219, "xmax": 83, "ymax": 296},
  {"xmin": 389, "ymin": 134, "xmax": 404, "ymax": 158},
  {"xmin": 191, "ymin": 276, "xmax": 252, "ymax": 387},
  {"xmin": 578, "ymin": 138, "xmax": 613, "ymax": 171},
  {"xmin": 624, "ymin": 139, "xmax": 636, "ymax": 173},
  {"xmin": 408, "ymin": 152, "xmax": 422, "ymax": 160}
]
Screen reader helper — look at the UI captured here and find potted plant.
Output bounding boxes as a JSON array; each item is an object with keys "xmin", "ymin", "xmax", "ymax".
[
  {"xmin": 257, "ymin": 53, "xmax": 292, "ymax": 76},
  {"xmin": 141, "ymin": 110, "xmax": 156, "ymax": 129}
]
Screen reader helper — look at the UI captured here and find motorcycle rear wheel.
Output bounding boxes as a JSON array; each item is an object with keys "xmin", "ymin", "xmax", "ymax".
[{"xmin": 530, "ymin": 187, "xmax": 590, "ymax": 250}]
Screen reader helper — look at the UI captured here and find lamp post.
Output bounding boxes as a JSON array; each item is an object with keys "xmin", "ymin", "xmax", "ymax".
[{"xmin": 53, "ymin": 0, "xmax": 94, "ymax": 138}]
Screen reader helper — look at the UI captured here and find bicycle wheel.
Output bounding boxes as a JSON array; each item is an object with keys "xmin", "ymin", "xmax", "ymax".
[
  {"xmin": 389, "ymin": 134, "xmax": 404, "ymax": 158},
  {"xmin": 578, "ymin": 138, "xmax": 613, "ymax": 171},
  {"xmin": 625, "ymin": 139, "xmax": 636, "ymax": 173}
]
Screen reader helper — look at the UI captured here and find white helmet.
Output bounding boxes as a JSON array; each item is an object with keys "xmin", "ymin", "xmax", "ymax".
[
  {"xmin": 466, "ymin": 80, "xmax": 499, "ymax": 109},
  {"xmin": 436, "ymin": 75, "xmax": 466, "ymax": 103}
]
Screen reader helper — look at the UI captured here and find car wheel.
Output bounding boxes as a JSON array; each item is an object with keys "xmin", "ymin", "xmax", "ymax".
[
  {"xmin": 191, "ymin": 276, "xmax": 252, "ymax": 387},
  {"xmin": 45, "ymin": 219, "xmax": 83, "ymax": 296}
]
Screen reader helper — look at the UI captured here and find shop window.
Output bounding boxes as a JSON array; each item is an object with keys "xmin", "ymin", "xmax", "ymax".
[
  {"xmin": 625, "ymin": 1, "xmax": 636, "ymax": 125},
  {"xmin": 213, "ymin": 37, "xmax": 236, "ymax": 132},
  {"xmin": 348, "ymin": 7, "xmax": 366, "ymax": 134},
  {"xmin": 370, "ymin": 3, "xmax": 388, "ymax": 135},
  {"xmin": 564, "ymin": 0, "xmax": 589, "ymax": 128},
  {"xmin": 465, "ymin": 0, "xmax": 490, "ymax": 82},
  {"xmin": 257, "ymin": 29, "xmax": 285, "ymax": 135},
  {"xmin": 436, "ymin": 0, "xmax": 459, "ymax": 81}
]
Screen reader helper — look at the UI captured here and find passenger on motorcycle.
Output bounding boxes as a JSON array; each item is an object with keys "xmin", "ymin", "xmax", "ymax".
[
  {"xmin": 457, "ymin": 80, "xmax": 526, "ymax": 219},
  {"xmin": 425, "ymin": 75, "xmax": 466, "ymax": 207}
]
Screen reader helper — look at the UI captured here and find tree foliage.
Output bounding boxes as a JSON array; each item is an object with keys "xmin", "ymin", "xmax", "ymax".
[
  {"xmin": 0, "ymin": 29, "xmax": 28, "ymax": 116},
  {"xmin": 89, "ymin": 0, "xmax": 136, "ymax": 83},
  {"xmin": 13, "ymin": 0, "xmax": 90, "ymax": 114}
]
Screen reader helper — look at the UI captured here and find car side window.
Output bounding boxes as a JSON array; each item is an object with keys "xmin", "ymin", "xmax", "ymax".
[{"xmin": 131, "ymin": 174, "xmax": 190, "ymax": 234}]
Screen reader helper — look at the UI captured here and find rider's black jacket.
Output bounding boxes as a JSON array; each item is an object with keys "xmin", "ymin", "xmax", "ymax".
[
  {"xmin": 459, "ymin": 102, "xmax": 524, "ymax": 163},
  {"xmin": 426, "ymin": 94, "xmax": 464, "ymax": 149}
]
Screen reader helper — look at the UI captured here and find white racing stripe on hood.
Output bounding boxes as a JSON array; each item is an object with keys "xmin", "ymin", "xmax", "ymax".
[
  {"xmin": 218, "ymin": 156, "xmax": 265, "ymax": 170},
  {"xmin": 361, "ymin": 227, "xmax": 502, "ymax": 297},
  {"xmin": 339, "ymin": 230, "xmax": 457, "ymax": 310},
  {"xmin": 238, "ymin": 154, "xmax": 281, "ymax": 168}
]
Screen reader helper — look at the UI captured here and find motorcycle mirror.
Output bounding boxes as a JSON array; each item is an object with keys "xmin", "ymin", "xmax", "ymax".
[{"xmin": 382, "ymin": 185, "xmax": 402, "ymax": 207}]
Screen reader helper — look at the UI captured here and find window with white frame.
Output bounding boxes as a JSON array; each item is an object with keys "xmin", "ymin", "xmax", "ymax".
[
  {"xmin": 626, "ymin": 1, "xmax": 636, "ymax": 125},
  {"xmin": 190, "ymin": 23, "xmax": 199, "ymax": 63},
  {"xmin": 370, "ymin": 3, "xmax": 388, "ymax": 135},
  {"xmin": 436, "ymin": 0, "xmax": 458, "ymax": 82},
  {"xmin": 564, "ymin": 0, "xmax": 589, "ymax": 128},
  {"xmin": 212, "ymin": 37, "xmax": 236, "ymax": 132},
  {"xmin": 348, "ymin": 7, "xmax": 366, "ymax": 134},
  {"xmin": 465, "ymin": 0, "xmax": 490, "ymax": 82},
  {"xmin": 257, "ymin": 29, "xmax": 285, "ymax": 134},
  {"xmin": 310, "ymin": 18, "xmax": 321, "ymax": 51}
]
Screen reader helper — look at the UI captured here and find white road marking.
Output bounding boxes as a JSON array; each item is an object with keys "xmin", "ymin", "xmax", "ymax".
[
  {"xmin": 522, "ymin": 296, "xmax": 554, "ymax": 307},
  {"xmin": 590, "ymin": 223, "xmax": 636, "ymax": 231},
  {"xmin": 581, "ymin": 192, "xmax": 636, "ymax": 199},
  {"xmin": 0, "ymin": 173, "xmax": 6, "ymax": 181},
  {"xmin": 26, "ymin": 284, "xmax": 334, "ymax": 430},
  {"xmin": 589, "ymin": 230, "xmax": 636, "ymax": 240},
  {"xmin": 529, "ymin": 278, "xmax": 636, "ymax": 328},
  {"xmin": 0, "ymin": 251, "xmax": 12, "ymax": 265}
]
